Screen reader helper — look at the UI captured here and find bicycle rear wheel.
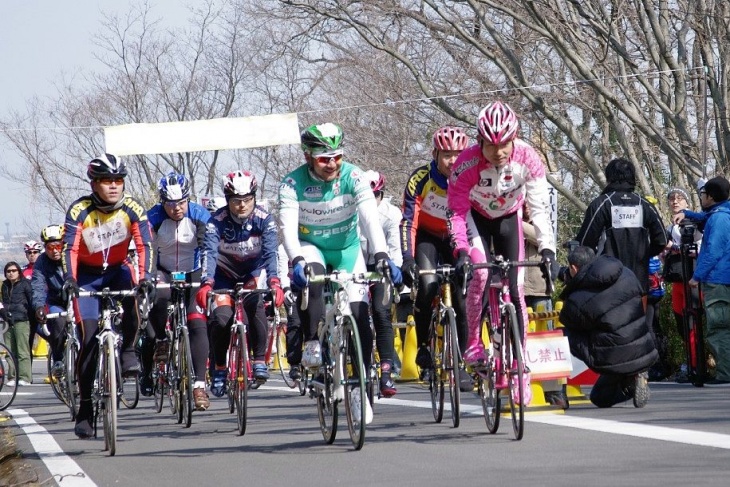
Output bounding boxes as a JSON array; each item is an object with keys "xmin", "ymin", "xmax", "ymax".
[
  {"xmin": 444, "ymin": 308, "xmax": 460, "ymax": 428},
  {"xmin": 234, "ymin": 324, "xmax": 249, "ymax": 436},
  {"xmin": 120, "ymin": 375, "xmax": 139, "ymax": 409},
  {"xmin": 178, "ymin": 326, "xmax": 194, "ymax": 428},
  {"xmin": 298, "ymin": 367, "xmax": 308, "ymax": 396},
  {"xmin": 316, "ymin": 361, "xmax": 338, "ymax": 444},
  {"xmin": 478, "ymin": 360, "xmax": 500, "ymax": 434},
  {"xmin": 505, "ymin": 304, "xmax": 524, "ymax": 440},
  {"xmin": 342, "ymin": 317, "xmax": 367, "ymax": 450},
  {"xmin": 0, "ymin": 343, "xmax": 19, "ymax": 411},
  {"xmin": 153, "ymin": 360, "xmax": 166, "ymax": 413},
  {"xmin": 277, "ymin": 325, "xmax": 295, "ymax": 388},
  {"xmin": 429, "ymin": 313, "xmax": 444, "ymax": 423},
  {"xmin": 47, "ymin": 352, "xmax": 65, "ymax": 404},
  {"xmin": 101, "ymin": 334, "xmax": 118, "ymax": 456},
  {"xmin": 65, "ymin": 340, "xmax": 79, "ymax": 420}
]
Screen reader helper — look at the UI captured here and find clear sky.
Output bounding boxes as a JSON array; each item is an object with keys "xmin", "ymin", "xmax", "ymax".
[{"xmin": 0, "ymin": 1, "xmax": 189, "ymax": 238}]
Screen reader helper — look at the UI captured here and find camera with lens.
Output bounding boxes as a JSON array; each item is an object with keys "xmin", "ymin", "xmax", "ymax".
[{"xmin": 679, "ymin": 220, "xmax": 697, "ymax": 246}]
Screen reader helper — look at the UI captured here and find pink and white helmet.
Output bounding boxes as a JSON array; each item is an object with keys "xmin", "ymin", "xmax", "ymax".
[
  {"xmin": 477, "ymin": 101, "xmax": 519, "ymax": 145},
  {"xmin": 363, "ymin": 170, "xmax": 385, "ymax": 192},
  {"xmin": 222, "ymin": 170, "xmax": 257, "ymax": 197},
  {"xmin": 433, "ymin": 126, "xmax": 469, "ymax": 151},
  {"xmin": 24, "ymin": 240, "xmax": 43, "ymax": 252}
]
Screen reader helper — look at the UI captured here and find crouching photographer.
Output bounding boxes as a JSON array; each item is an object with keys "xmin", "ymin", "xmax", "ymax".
[{"xmin": 558, "ymin": 246, "xmax": 658, "ymax": 408}]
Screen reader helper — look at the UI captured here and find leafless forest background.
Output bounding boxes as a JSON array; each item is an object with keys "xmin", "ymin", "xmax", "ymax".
[{"xmin": 2, "ymin": 0, "xmax": 729, "ymax": 245}]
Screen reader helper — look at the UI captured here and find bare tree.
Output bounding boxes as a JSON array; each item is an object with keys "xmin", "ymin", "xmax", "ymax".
[{"xmin": 273, "ymin": 0, "xmax": 730, "ymax": 228}]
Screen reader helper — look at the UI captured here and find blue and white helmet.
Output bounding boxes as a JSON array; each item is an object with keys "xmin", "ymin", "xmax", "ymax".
[{"xmin": 158, "ymin": 172, "xmax": 191, "ymax": 202}]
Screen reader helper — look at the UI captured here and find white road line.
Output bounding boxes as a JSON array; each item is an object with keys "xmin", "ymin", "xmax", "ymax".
[
  {"xmin": 527, "ymin": 413, "xmax": 730, "ymax": 450},
  {"xmin": 244, "ymin": 382, "xmax": 730, "ymax": 450},
  {"xmin": 381, "ymin": 396, "xmax": 730, "ymax": 450},
  {"xmin": 9, "ymin": 409, "xmax": 96, "ymax": 486}
]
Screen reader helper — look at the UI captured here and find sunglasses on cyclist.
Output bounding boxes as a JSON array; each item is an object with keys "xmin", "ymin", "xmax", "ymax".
[
  {"xmin": 25, "ymin": 250, "xmax": 40, "ymax": 255},
  {"xmin": 95, "ymin": 177, "xmax": 125, "ymax": 185},
  {"xmin": 45, "ymin": 242, "xmax": 63, "ymax": 251},
  {"xmin": 313, "ymin": 154, "xmax": 343, "ymax": 165},
  {"xmin": 164, "ymin": 198, "xmax": 189, "ymax": 209},
  {"xmin": 229, "ymin": 195, "xmax": 255, "ymax": 205}
]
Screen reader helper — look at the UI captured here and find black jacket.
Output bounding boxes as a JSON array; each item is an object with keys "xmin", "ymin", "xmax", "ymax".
[
  {"xmin": 575, "ymin": 183, "xmax": 667, "ymax": 294},
  {"xmin": 1, "ymin": 277, "xmax": 33, "ymax": 325},
  {"xmin": 559, "ymin": 255, "xmax": 658, "ymax": 375}
]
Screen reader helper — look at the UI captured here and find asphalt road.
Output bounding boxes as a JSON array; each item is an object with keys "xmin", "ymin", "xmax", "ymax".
[{"xmin": 4, "ymin": 361, "xmax": 730, "ymax": 487}]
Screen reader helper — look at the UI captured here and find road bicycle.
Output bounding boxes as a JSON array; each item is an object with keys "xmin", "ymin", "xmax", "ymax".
[
  {"xmin": 471, "ymin": 256, "xmax": 550, "ymax": 441},
  {"xmin": 0, "ymin": 323, "xmax": 19, "ymax": 411},
  {"xmin": 151, "ymin": 276, "xmax": 200, "ymax": 428},
  {"xmin": 264, "ymin": 303, "xmax": 295, "ymax": 388},
  {"xmin": 44, "ymin": 310, "xmax": 80, "ymax": 419},
  {"xmin": 208, "ymin": 285, "xmax": 272, "ymax": 436},
  {"xmin": 414, "ymin": 265, "xmax": 462, "ymax": 428},
  {"xmin": 301, "ymin": 268, "xmax": 394, "ymax": 450},
  {"xmin": 74, "ymin": 287, "xmax": 149, "ymax": 456}
]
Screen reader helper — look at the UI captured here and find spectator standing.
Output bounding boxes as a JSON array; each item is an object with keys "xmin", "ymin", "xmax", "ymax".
[
  {"xmin": 559, "ymin": 247, "xmax": 657, "ymax": 408},
  {"xmin": 662, "ymin": 187, "xmax": 703, "ymax": 382},
  {"xmin": 22, "ymin": 241, "xmax": 42, "ymax": 360},
  {"xmin": 685, "ymin": 177, "xmax": 730, "ymax": 384},
  {"xmin": 1, "ymin": 261, "xmax": 34, "ymax": 385},
  {"xmin": 575, "ymin": 158, "xmax": 667, "ymax": 295}
]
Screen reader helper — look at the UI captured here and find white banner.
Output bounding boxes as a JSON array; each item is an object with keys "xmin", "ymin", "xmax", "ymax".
[{"xmin": 105, "ymin": 113, "xmax": 300, "ymax": 156}]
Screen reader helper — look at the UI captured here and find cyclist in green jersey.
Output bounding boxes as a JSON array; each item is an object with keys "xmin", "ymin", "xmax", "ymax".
[{"xmin": 278, "ymin": 123, "xmax": 402, "ymax": 423}]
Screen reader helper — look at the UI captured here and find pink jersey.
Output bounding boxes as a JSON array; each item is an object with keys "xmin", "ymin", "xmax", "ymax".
[{"xmin": 448, "ymin": 139, "xmax": 555, "ymax": 254}]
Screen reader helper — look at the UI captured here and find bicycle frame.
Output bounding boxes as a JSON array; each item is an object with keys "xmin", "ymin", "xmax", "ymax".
[
  {"xmin": 45, "ymin": 308, "xmax": 80, "ymax": 419},
  {"xmin": 471, "ymin": 256, "xmax": 545, "ymax": 441},
  {"xmin": 76, "ymin": 288, "xmax": 138, "ymax": 456},
  {"xmin": 155, "ymin": 279, "xmax": 199, "ymax": 426},
  {"xmin": 302, "ymin": 269, "xmax": 389, "ymax": 450},
  {"xmin": 208, "ymin": 285, "xmax": 271, "ymax": 436},
  {"xmin": 415, "ymin": 265, "xmax": 462, "ymax": 427}
]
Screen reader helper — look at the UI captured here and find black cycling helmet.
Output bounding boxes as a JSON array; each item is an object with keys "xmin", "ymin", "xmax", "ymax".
[{"xmin": 87, "ymin": 153, "xmax": 127, "ymax": 180}]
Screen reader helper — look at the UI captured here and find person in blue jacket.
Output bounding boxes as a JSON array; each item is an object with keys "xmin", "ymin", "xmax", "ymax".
[
  {"xmin": 31, "ymin": 225, "xmax": 66, "ymax": 378},
  {"xmin": 679, "ymin": 177, "xmax": 730, "ymax": 384}
]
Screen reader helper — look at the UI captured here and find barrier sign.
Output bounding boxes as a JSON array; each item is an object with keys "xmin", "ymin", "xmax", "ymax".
[{"xmin": 525, "ymin": 330, "xmax": 572, "ymax": 380}]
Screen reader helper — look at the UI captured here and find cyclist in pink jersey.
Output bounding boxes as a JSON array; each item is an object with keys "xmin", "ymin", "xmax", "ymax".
[{"xmin": 447, "ymin": 102, "xmax": 558, "ymax": 403}]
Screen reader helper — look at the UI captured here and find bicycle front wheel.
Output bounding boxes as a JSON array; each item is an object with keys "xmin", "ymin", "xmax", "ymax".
[
  {"xmin": 101, "ymin": 334, "xmax": 118, "ymax": 455},
  {"xmin": 342, "ymin": 317, "xmax": 367, "ymax": 450},
  {"xmin": 444, "ymin": 308, "xmax": 460, "ymax": 428},
  {"xmin": 0, "ymin": 343, "xmax": 19, "ymax": 411},
  {"xmin": 234, "ymin": 324, "xmax": 249, "ymax": 436},
  {"xmin": 316, "ymin": 333, "xmax": 337, "ymax": 444},
  {"xmin": 429, "ymin": 313, "xmax": 444, "ymax": 423},
  {"xmin": 505, "ymin": 304, "xmax": 524, "ymax": 441},
  {"xmin": 178, "ymin": 326, "xmax": 194, "ymax": 428}
]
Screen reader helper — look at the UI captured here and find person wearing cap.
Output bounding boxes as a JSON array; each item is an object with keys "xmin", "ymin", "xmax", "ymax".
[
  {"xmin": 662, "ymin": 187, "xmax": 703, "ymax": 382},
  {"xmin": 676, "ymin": 176, "xmax": 730, "ymax": 384}
]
